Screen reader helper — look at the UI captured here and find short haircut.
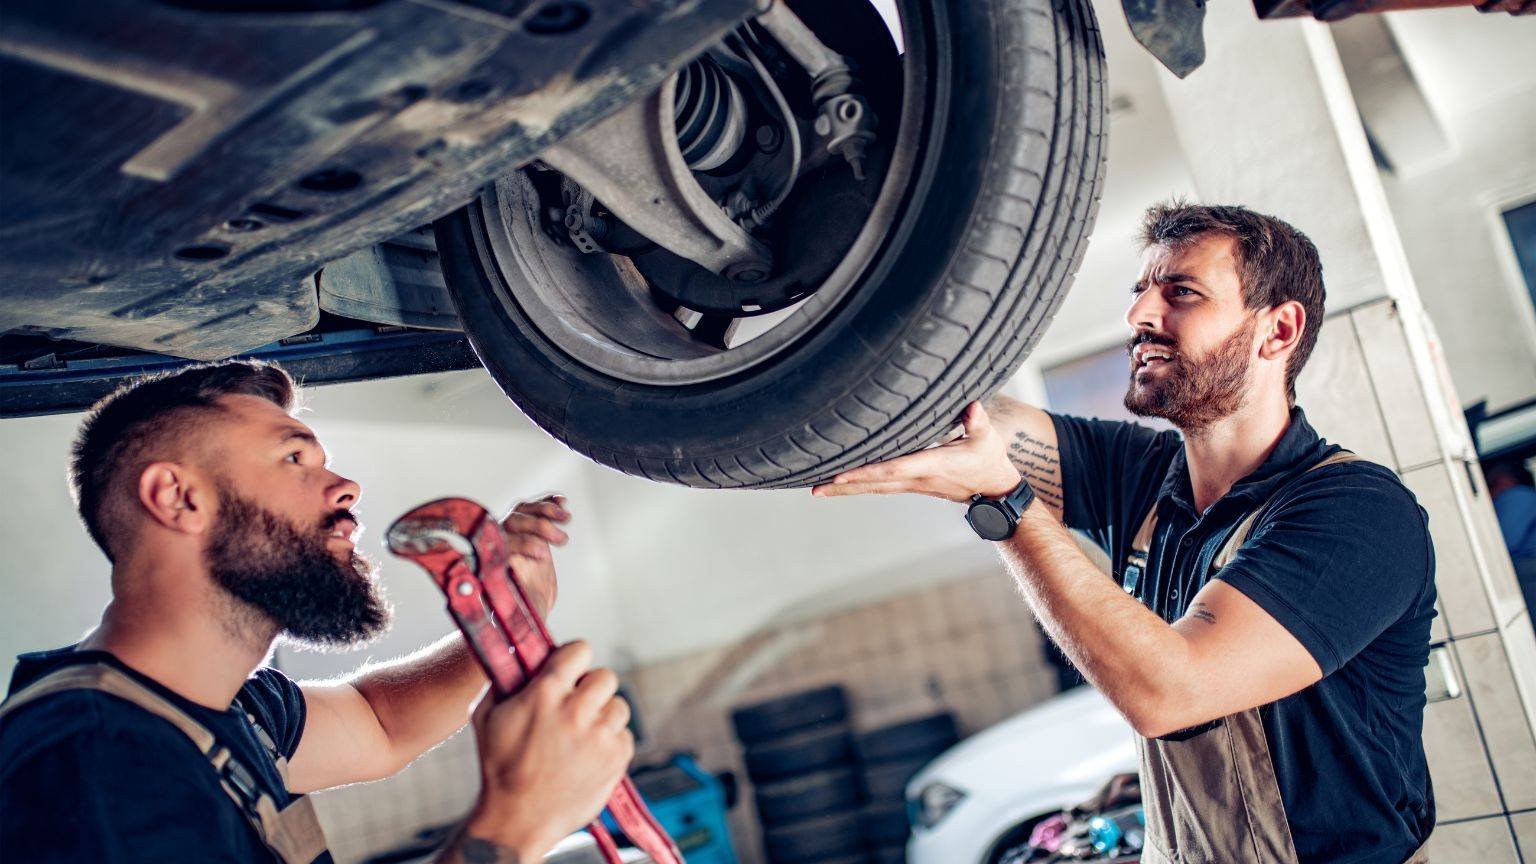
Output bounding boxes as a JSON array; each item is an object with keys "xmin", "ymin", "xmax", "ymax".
[
  {"xmin": 1139, "ymin": 201, "xmax": 1326, "ymax": 402},
  {"xmin": 69, "ymin": 361, "xmax": 297, "ymax": 562}
]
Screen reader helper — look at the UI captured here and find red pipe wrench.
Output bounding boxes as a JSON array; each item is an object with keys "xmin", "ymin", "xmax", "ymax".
[{"xmin": 385, "ymin": 497, "xmax": 683, "ymax": 864}]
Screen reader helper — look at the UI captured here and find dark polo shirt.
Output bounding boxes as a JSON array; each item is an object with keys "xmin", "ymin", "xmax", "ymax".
[
  {"xmin": 1051, "ymin": 407, "xmax": 1436, "ymax": 864},
  {"xmin": 1, "ymin": 647, "xmax": 329, "ymax": 863}
]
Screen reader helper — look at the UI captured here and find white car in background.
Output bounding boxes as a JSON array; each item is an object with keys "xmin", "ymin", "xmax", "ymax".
[{"xmin": 905, "ymin": 686, "xmax": 1137, "ymax": 864}]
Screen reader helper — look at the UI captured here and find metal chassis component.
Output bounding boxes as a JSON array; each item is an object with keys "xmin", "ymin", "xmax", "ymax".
[
  {"xmin": 539, "ymin": 77, "xmax": 773, "ymax": 280},
  {"xmin": 0, "ymin": 326, "xmax": 480, "ymax": 418},
  {"xmin": 755, "ymin": 3, "xmax": 877, "ymax": 177},
  {"xmin": 0, "ymin": 0, "xmax": 759, "ymax": 359}
]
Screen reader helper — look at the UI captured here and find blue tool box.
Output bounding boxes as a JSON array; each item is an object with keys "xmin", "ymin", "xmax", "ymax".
[{"xmin": 605, "ymin": 753, "xmax": 737, "ymax": 864}]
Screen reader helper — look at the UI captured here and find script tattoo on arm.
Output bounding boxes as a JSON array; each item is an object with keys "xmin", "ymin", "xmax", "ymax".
[
  {"xmin": 1188, "ymin": 602, "xmax": 1217, "ymax": 626},
  {"xmin": 1006, "ymin": 431, "xmax": 1065, "ymax": 514}
]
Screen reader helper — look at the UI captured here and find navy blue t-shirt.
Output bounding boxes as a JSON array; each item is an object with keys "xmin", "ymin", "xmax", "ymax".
[
  {"xmin": 1051, "ymin": 407, "xmax": 1436, "ymax": 864},
  {"xmin": 0, "ymin": 647, "xmax": 332, "ymax": 863}
]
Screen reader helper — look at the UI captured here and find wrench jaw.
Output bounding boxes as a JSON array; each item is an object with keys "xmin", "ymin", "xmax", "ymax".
[
  {"xmin": 387, "ymin": 498, "xmax": 525, "ymax": 690},
  {"xmin": 385, "ymin": 498, "xmax": 498, "ymax": 587}
]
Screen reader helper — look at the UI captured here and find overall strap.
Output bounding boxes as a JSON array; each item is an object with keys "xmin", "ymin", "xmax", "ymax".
[
  {"xmin": 1122, "ymin": 505, "xmax": 1160, "ymax": 595},
  {"xmin": 1211, "ymin": 450, "xmax": 1360, "ymax": 570},
  {"xmin": 1121, "ymin": 450, "xmax": 1361, "ymax": 592},
  {"xmin": 1, "ymin": 662, "xmax": 328, "ymax": 864}
]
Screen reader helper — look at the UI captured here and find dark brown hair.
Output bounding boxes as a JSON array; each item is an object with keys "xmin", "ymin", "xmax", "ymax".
[
  {"xmin": 69, "ymin": 360, "xmax": 296, "ymax": 562},
  {"xmin": 1139, "ymin": 201, "xmax": 1326, "ymax": 402}
]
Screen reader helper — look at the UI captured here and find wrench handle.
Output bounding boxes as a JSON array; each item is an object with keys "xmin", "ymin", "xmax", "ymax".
[{"xmin": 391, "ymin": 499, "xmax": 684, "ymax": 864}]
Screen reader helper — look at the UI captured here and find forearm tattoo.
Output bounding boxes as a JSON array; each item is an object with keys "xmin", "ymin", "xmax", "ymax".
[
  {"xmin": 1188, "ymin": 602, "xmax": 1217, "ymax": 625},
  {"xmin": 434, "ymin": 830, "xmax": 521, "ymax": 864},
  {"xmin": 1006, "ymin": 431, "xmax": 1065, "ymax": 513}
]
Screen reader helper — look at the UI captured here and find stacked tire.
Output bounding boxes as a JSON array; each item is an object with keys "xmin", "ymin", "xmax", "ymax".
[
  {"xmin": 733, "ymin": 687, "xmax": 867, "ymax": 864},
  {"xmin": 853, "ymin": 714, "xmax": 961, "ymax": 864}
]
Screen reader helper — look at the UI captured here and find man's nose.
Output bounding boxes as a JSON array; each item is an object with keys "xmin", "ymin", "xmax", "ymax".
[
  {"xmin": 327, "ymin": 472, "xmax": 360, "ymax": 509},
  {"xmin": 1126, "ymin": 286, "xmax": 1165, "ymax": 333}
]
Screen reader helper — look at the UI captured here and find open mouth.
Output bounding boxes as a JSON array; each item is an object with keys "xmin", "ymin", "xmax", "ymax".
[
  {"xmin": 327, "ymin": 520, "xmax": 358, "ymax": 544},
  {"xmin": 1133, "ymin": 343, "xmax": 1177, "ymax": 370}
]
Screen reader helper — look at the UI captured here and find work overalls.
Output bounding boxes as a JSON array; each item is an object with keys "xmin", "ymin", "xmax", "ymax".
[
  {"xmin": 0, "ymin": 662, "xmax": 329, "ymax": 864},
  {"xmin": 1121, "ymin": 451, "xmax": 1431, "ymax": 864}
]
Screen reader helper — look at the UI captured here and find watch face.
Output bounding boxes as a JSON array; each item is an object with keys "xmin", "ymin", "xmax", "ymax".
[{"xmin": 966, "ymin": 501, "xmax": 1012, "ymax": 541}]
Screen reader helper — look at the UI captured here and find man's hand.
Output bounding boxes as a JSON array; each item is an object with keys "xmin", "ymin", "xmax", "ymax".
[
  {"xmin": 812, "ymin": 401, "xmax": 1022, "ymax": 502},
  {"xmin": 501, "ymin": 494, "xmax": 571, "ymax": 619},
  {"xmin": 446, "ymin": 641, "xmax": 634, "ymax": 863}
]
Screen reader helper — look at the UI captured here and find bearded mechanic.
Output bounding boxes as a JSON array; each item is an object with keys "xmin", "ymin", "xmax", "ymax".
[
  {"xmin": 0, "ymin": 362, "xmax": 632, "ymax": 864},
  {"xmin": 816, "ymin": 203, "xmax": 1437, "ymax": 863}
]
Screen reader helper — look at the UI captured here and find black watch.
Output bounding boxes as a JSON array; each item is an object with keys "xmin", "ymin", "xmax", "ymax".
[{"xmin": 965, "ymin": 478, "xmax": 1036, "ymax": 541}]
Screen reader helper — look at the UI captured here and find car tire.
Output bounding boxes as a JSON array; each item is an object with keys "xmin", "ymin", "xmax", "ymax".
[
  {"xmin": 859, "ymin": 754, "xmax": 933, "ymax": 803},
  {"xmin": 436, "ymin": 0, "xmax": 1106, "ymax": 489},
  {"xmin": 746, "ymin": 724, "xmax": 855, "ymax": 783},
  {"xmin": 754, "ymin": 767, "xmax": 864, "ymax": 826},
  {"xmin": 731, "ymin": 686, "xmax": 849, "ymax": 746},
  {"xmin": 763, "ymin": 811, "xmax": 865, "ymax": 863},
  {"xmin": 859, "ymin": 802, "xmax": 912, "ymax": 846},
  {"xmin": 853, "ymin": 714, "xmax": 958, "ymax": 765}
]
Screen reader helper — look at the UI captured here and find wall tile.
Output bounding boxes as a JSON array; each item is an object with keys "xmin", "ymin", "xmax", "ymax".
[
  {"xmin": 1352, "ymin": 301, "xmax": 1441, "ymax": 471},
  {"xmin": 1421, "ymin": 686, "xmax": 1503, "ymax": 820},
  {"xmin": 1497, "ymin": 609, "xmax": 1536, "ymax": 746},
  {"xmin": 1453, "ymin": 634, "xmax": 1536, "ymax": 810},
  {"xmin": 940, "ymin": 578, "xmax": 986, "ymax": 638},
  {"xmin": 1424, "ymin": 816, "xmax": 1520, "ymax": 864},
  {"xmin": 982, "ymin": 623, "xmax": 1030, "ymax": 675},
  {"xmin": 1510, "ymin": 810, "xmax": 1536, "ymax": 862},
  {"xmin": 1296, "ymin": 313, "xmax": 1396, "ymax": 469},
  {"xmin": 314, "ymin": 731, "xmax": 478, "ymax": 863},
  {"xmin": 1402, "ymin": 463, "xmax": 1497, "ymax": 636}
]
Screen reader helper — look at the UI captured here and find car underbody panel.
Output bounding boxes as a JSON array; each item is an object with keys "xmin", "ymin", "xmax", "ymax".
[{"xmin": 0, "ymin": 0, "xmax": 757, "ymax": 359}]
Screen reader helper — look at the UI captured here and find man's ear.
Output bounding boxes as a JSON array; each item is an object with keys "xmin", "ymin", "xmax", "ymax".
[
  {"xmin": 1258, "ymin": 300, "xmax": 1305, "ymax": 362},
  {"xmin": 137, "ymin": 463, "xmax": 212, "ymax": 537}
]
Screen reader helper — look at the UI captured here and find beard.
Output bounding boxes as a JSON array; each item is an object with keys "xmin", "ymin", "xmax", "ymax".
[
  {"xmin": 205, "ymin": 482, "xmax": 391, "ymax": 650},
  {"xmin": 1123, "ymin": 316, "xmax": 1255, "ymax": 433}
]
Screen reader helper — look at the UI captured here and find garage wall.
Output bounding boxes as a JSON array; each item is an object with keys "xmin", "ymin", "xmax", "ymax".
[
  {"xmin": 0, "ymin": 411, "xmax": 117, "ymax": 689},
  {"xmin": 624, "ymin": 570, "xmax": 1062, "ymax": 864},
  {"xmin": 1374, "ymin": 11, "xmax": 1536, "ymax": 414}
]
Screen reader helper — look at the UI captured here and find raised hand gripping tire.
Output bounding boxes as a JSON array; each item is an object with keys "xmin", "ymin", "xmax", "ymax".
[{"xmin": 437, "ymin": 0, "xmax": 1106, "ymax": 489}]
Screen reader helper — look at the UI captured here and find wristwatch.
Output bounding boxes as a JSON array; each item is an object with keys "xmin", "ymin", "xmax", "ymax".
[{"xmin": 965, "ymin": 478, "xmax": 1036, "ymax": 541}]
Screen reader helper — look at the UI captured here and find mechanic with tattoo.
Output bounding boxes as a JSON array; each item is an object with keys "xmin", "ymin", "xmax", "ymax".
[
  {"xmin": 816, "ymin": 203, "xmax": 1436, "ymax": 864},
  {"xmin": 0, "ymin": 361, "xmax": 630, "ymax": 864}
]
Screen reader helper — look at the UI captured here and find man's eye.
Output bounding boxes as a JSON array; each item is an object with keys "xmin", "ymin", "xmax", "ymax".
[{"xmin": 286, "ymin": 452, "xmax": 303, "ymax": 464}]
